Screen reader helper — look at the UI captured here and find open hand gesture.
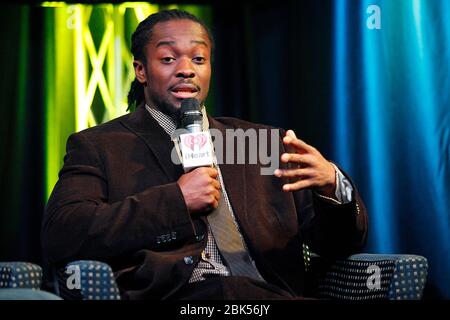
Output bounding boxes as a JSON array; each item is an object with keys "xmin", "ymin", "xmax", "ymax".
[{"xmin": 274, "ymin": 130, "xmax": 336, "ymax": 198}]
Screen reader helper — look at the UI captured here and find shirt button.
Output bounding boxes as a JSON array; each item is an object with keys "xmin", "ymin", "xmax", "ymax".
[
  {"xmin": 195, "ymin": 234, "xmax": 205, "ymax": 242},
  {"xmin": 184, "ymin": 256, "xmax": 194, "ymax": 265}
]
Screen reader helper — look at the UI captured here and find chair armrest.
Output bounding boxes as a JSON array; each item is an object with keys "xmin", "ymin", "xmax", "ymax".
[
  {"xmin": 307, "ymin": 253, "xmax": 428, "ymax": 300},
  {"xmin": 0, "ymin": 262, "xmax": 42, "ymax": 289},
  {"xmin": 0, "ymin": 288, "xmax": 62, "ymax": 300},
  {"xmin": 57, "ymin": 260, "xmax": 121, "ymax": 300}
]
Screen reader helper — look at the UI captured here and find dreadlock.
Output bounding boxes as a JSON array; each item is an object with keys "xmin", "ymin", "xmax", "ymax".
[{"xmin": 127, "ymin": 9, "xmax": 215, "ymax": 112}]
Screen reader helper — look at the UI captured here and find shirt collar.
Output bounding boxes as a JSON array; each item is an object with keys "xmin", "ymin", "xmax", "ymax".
[{"xmin": 145, "ymin": 103, "xmax": 209, "ymax": 135}]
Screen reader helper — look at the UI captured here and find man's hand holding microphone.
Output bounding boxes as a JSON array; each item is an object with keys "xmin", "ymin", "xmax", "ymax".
[{"xmin": 175, "ymin": 98, "xmax": 220, "ymax": 214}]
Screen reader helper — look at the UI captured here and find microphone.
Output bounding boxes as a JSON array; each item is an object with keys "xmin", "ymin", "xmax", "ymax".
[
  {"xmin": 177, "ymin": 98, "xmax": 214, "ymax": 171},
  {"xmin": 179, "ymin": 98, "xmax": 203, "ymax": 133}
]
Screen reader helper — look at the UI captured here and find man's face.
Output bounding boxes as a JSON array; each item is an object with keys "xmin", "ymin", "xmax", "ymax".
[{"xmin": 134, "ymin": 19, "xmax": 212, "ymax": 115}]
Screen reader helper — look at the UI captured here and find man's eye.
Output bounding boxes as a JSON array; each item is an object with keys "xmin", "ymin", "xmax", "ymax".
[
  {"xmin": 193, "ymin": 56, "xmax": 206, "ymax": 63},
  {"xmin": 161, "ymin": 57, "xmax": 175, "ymax": 63}
]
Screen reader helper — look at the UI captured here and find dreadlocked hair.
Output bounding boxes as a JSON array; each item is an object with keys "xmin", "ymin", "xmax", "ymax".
[{"xmin": 127, "ymin": 9, "xmax": 215, "ymax": 112}]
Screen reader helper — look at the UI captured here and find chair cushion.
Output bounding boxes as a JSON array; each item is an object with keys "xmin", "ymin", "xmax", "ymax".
[
  {"xmin": 315, "ymin": 254, "xmax": 428, "ymax": 300},
  {"xmin": 0, "ymin": 262, "xmax": 42, "ymax": 290},
  {"xmin": 58, "ymin": 260, "xmax": 121, "ymax": 300}
]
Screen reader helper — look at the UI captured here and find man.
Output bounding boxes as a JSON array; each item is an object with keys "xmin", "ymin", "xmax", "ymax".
[{"xmin": 42, "ymin": 9, "xmax": 367, "ymax": 300}]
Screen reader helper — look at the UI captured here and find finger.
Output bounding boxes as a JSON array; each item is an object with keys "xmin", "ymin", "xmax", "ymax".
[
  {"xmin": 282, "ymin": 179, "xmax": 313, "ymax": 192},
  {"xmin": 274, "ymin": 168, "xmax": 312, "ymax": 179},
  {"xmin": 210, "ymin": 197, "xmax": 219, "ymax": 210},
  {"xmin": 280, "ymin": 153, "xmax": 314, "ymax": 165},
  {"xmin": 286, "ymin": 129, "xmax": 297, "ymax": 139},
  {"xmin": 210, "ymin": 178, "xmax": 221, "ymax": 190},
  {"xmin": 201, "ymin": 167, "xmax": 218, "ymax": 178},
  {"xmin": 209, "ymin": 167, "xmax": 219, "ymax": 178},
  {"xmin": 207, "ymin": 185, "xmax": 220, "ymax": 197},
  {"xmin": 283, "ymin": 136, "xmax": 314, "ymax": 154},
  {"xmin": 212, "ymin": 189, "xmax": 220, "ymax": 202}
]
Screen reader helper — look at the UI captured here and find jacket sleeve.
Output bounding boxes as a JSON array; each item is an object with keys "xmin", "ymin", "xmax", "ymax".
[
  {"xmin": 294, "ymin": 176, "xmax": 368, "ymax": 260},
  {"xmin": 41, "ymin": 132, "xmax": 198, "ymax": 265}
]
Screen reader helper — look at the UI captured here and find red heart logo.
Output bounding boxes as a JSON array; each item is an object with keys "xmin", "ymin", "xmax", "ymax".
[{"xmin": 184, "ymin": 134, "xmax": 207, "ymax": 151}]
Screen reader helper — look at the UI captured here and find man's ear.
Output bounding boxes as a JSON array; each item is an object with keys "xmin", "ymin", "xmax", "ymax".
[{"xmin": 134, "ymin": 60, "xmax": 147, "ymax": 85}]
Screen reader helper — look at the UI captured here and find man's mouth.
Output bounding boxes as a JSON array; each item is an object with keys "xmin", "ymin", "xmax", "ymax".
[{"xmin": 170, "ymin": 84, "xmax": 199, "ymax": 99}]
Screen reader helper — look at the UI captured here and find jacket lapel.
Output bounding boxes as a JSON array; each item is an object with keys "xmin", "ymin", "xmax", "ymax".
[
  {"xmin": 208, "ymin": 116, "xmax": 248, "ymax": 228},
  {"xmin": 120, "ymin": 109, "xmax": 248, "ymax": 224},
  {"xmin": 120, "ymin": 106, "xmax": 183, "ymax": 181}
]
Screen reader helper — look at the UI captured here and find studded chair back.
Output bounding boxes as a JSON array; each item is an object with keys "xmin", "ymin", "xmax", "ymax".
[
  {"xmin": 0, "ymin": 262, "xmax": 42, "ymax": 290},
  {"xmin": 57, "ymin": 260, "xmax": 121, "ymax": 300}
]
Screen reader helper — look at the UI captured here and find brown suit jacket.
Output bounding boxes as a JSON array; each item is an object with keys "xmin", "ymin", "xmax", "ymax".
[{"xmin": 42, "ymin": 105, "xmax": 368, "ymax": 299}]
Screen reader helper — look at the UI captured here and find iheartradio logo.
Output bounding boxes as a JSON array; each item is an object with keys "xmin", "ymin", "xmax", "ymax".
[
  {"xmin": 178, "ymin": 131, "xmax": 214, "ymax": 170},
  {"xmin": 184, "ymin": 134, "xmax": 207, "ymax": 151}
]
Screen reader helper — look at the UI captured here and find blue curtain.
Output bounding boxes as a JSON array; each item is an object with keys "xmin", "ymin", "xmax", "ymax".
[{"xmin": 332, "ymin": 0, "xmax": 450, "ymax": 298}]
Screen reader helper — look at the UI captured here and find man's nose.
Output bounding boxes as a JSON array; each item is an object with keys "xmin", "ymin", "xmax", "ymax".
[{"xmin": 175, "ymin": 58, "xmax": 195, "ymax": 78}]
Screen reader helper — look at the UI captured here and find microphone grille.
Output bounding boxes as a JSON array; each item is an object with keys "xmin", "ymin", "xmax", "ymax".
[
  {"xmin": 180, "ymin": 98, "xmax": 201, "ymax": 113},
  {"xmin": 179, "ymin": 98, "xmax": 202, "ymax": 129}
]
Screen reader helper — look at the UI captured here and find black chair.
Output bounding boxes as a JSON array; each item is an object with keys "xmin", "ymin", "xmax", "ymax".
[{"xmin": 302, "ymin": 245, "xmax": 428, "ymax": 300}]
